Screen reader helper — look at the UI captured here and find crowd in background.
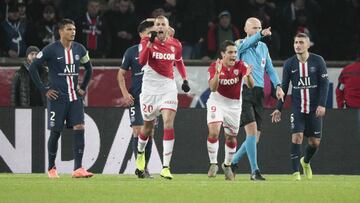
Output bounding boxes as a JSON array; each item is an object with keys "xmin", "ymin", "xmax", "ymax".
[{"xmin": 0, "ymin": 0, "xmax": 359, "ymax": 60}]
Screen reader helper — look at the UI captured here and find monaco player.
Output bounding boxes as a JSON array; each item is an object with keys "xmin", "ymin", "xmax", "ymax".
[
  {"xmin": 206, "ymin": 40, "xmax": 254, "ymax": 180},
  {"xmin": 135, "ymin": 15, "xmax": 190, "ymax": 179}
]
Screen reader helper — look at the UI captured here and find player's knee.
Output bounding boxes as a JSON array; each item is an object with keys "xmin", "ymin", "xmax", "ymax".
[
  {"xmin": 308, "ymin": 139, "xmax": 321, "ymax": 148},
  {"xmin": 225, "ymin": 134, "xmax": 236, "ymax": 143},
  {"xmin": 132, "ymin": 126, "xmax": 142, "ymax": 136},
  {"xmin": 292, "ymin": 133, "xmax": 303, "ymax": 144},
  {"xmin": 73, "ymin": 124, "xmax": 84, "ymax": 130},
  {"xmin": 208, "ymin": 131, "xmax": 219, "ymax": 139},
  {"xmin": 245, "ymin": 122, "xmax": 257, "ymax": 135}
]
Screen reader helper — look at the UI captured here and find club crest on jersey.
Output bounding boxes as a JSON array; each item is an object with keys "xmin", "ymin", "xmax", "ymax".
[
  {"xmin": 75, "ymin": 54, "xmax": 80, "ymax": 61},
  {"xmin": 36, "ymin": 51, "xmax": 43, "ymax": 59},
  {"xmin": 233, "ymin": 69, "xmax": 239, "ymax": 75},
  {"xmin": 309, "ymin": 66, "xmax": 316, "ymax": 73},
  {"xmin": 170, "ymin": 46, "xmax": 175, "ymax": 53}
]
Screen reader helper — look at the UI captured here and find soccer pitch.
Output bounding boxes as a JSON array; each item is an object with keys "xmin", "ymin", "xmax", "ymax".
[{"xmin": 0, "ymin": 174, "xmax": 359, "ymax": 203}]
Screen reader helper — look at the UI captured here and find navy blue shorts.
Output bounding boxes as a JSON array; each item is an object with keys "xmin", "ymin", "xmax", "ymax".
[
  {"xmin": 290, "ymin": 110, "xmax": 323, "ymax": 138},
  {"xmin": 47, "ymin": 97, "xmax": 84, "ymax": 131},
  {"xmin": 129, "ymin": 101, "xmax": 143, "ymax": 127}
]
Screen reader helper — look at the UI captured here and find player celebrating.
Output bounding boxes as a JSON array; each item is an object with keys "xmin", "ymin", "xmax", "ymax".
[
  {"xmin": 207, "ymin": 40, "xmax": 254, "ymax": 180},
  {"xmin": 271, "ymin": 33, "xmax": 329, "ymax": 181},
  {"xmin": 29, "ymin": 19, "xmax": 93, "ymax": 179},
  {"xmin": 117, "ymin": 19, "xmax": 155, "ymax": 178},
  {"xmin": 135, "ymin": 15, "xmax": 190, "ymax": 179}
]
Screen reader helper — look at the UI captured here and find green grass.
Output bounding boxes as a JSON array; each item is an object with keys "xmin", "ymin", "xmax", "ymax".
[{"xmin": 0, "ymin": 174, "xmax": 359, "ymax": 203}]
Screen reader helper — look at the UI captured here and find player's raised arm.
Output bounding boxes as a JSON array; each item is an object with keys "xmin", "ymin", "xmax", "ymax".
[
  {"xmin": 208, "ymin": 59, "xmax": 222, "ymax": 92},
  {"xmin": 244, "ymin": 64, "xmax": 254, "ymax": 89},
  {"xmin": 138, "ymin": 36, "xmax": 151, "ymax": 65}
]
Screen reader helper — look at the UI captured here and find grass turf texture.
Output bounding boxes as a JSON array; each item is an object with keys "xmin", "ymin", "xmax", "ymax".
[{"xmin": 0, "ymin": 174, "xmax": 359, "ymax": 203}]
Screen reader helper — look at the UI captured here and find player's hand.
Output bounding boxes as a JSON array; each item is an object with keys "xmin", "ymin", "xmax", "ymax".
[
  {"xmin": 245, "ymin": 64, "xmax": 253, "ymax": 77},
  {"xmin": 215, "ymin": 58, "xmax": 222, "ymax": 74},
  {"xmin": 77, "ymin": 88, "xmax": 86, "ymax": 97},
  {"xmin": 181, "ymin": 80, "xmax": 190, "ymax": 93},
  {"xmin": 270, "ymin": 109, "xmax": 281, "ymax": 123},
  {"xmin": 316, "ymin": 106, "xmax": 326, "ymax": 117},
  {"xmin": 276, "ymin": 86, "xmax": 285, "ymax": 102},
  {"xmin": 149, "ymin": 31, "xmax": 157, "ymax": 43},
  {"xmin": 261, "ymin": 27, "xmax": 272, "ymax": 37},
  {"xmin": 123, "ymin": 92, "xmax": 134, "ymax": 106},
  {"xmin": 46, "ymin": 89, "xmax": 59, "ymax": 100}
]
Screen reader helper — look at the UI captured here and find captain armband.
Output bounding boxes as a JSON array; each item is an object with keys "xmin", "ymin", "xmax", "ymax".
[{"xmin": 80, "ymin": 51, "xmax": 90, "ymax": 64}]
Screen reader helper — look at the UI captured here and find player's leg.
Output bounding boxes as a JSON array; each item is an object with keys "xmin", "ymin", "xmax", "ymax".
[
  {"xmin": 301, "ymin": 113, "xmax": 322, "ymax": 180},
  {"xmin": 129, "ymin": 103, "xmax": 153, "ymax": 178},
  {"xmin": 47, "ymin": 99, "xmax": 66, "ymax": 179},
  {"xmin": 206, "ymin": 101, "xmax": 222, "ymax": 177},
  {"xmin": 136, "ymin": 94, "xmax": 157, "ymax": 173},
  {"xmin": 159, "ymin": 92, "xmax": 178, "ymax": 179},
  {"xmin": 207, "ymin": 122, "xmax": 221, "ymax": 177},
  {"xmin": 68, "ymin": 99, "xmax": 93, "ymax": 178},
  {"xmin": 160, "ymin": 109, "xmax": 176, "ymax": 179},
  {"xmin": 290, "ymin": 112, "xmax": 305, "ymax": 181},
  {"xmin": 221, "ymin": 106, "xmax": 240, "ymax": 180},
  {"xmin": 231, "ymin": 88, "xmax": 254, "ymax": 167}
]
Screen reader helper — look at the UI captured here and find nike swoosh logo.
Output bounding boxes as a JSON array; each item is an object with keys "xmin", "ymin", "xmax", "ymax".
[
  {"xmin": 135, "ymin": 57, "xmax": 139, "ymax": 60},
  {"xmin": 57, "ymin": 57, "xmax": 64, "ymax": 60},
  {"xmin": 291, "ymin": 69, "xmax": 298, "ymax": 73}
]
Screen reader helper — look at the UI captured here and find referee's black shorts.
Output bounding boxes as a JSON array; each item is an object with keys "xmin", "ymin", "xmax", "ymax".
[{"xmin": 240, "ymin": 85, "xmax": 264, "ymax": 131}]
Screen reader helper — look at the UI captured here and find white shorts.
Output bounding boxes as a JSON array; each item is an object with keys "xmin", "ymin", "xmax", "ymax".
[
  {"xmin": 207, "ymin": 99, "xmax": 241, "ymax": 136},
  {"xmin": 140, "ymin": 92, "xmax": 178, "ymax": 121}
]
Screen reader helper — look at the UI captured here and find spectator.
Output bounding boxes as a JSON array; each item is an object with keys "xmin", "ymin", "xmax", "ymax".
[
  {"xmin": 207, "ymin": 10, "xmax": 240, "ymax": 59},
  {"xmin": 104, "ymin": 0, "xmax": 138, "ymax": 58},
  {"xmin": 0, "ymin": 2, "xmax": 29, "ymax": 57},
  {"xmin": 78, "ymin": 0, "xmax": 108, "ymax": 58},
  {"xmin": 336, "ymin": 60, "xmax": 360, "ymax": 109},
  {"xmin": 247, "ymin": 0, "xmax": 281, "ymax": 59},
  {"xmin": 33, "ymin": 4, "xmax": 58, "ymax": 49},
  {"xmin": 11, "ymin": 46, "xmax": 47, "ymax": 107},
  {"xmin": 177, "ymin": 0, "xmax": 215, "ymax": 59},
  {"xmin": 279, "ymin": 0, "xmax": 321, "ymax": 58}
]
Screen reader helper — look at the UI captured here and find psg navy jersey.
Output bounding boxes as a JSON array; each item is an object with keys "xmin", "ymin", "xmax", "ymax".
[
  {"xmin": 120, "ymin": 44, "xmax": 143, "ymax": 99},
  {"xmin": 277, "ymin": 53, "xmax": 329, "ymax": 113},
  {"xmin": 31, "ymin": 41, "xmax": 88, "ymax": 101}
]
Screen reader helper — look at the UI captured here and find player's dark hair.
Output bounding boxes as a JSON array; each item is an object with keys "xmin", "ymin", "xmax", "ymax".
[
  {"xmin": 294, "ymin": 32, "xmax": 309, "ymax": 39},
  {"xmin": 220, "ymin": 40, "xmax": 236, "ymax": 52},
  {"xmin": 58, "ymin": 18, "xmax": 75, "ymax": 30},
  {"xmin": 137, "ymin": 20, "xmax": 154, "ymax": 33}
]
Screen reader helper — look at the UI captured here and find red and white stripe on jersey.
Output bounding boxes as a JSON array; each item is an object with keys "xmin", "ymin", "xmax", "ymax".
[
  {"xmin": 64, "ymin": 48, "xmax": 77, "ymax": 101},
  {"xmin": 299, "ymin": 62, "xmax": 310, "ymax": 113}
]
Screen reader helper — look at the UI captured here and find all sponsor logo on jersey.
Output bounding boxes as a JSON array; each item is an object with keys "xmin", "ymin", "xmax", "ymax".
[
  {"xmin": 152, "ymin": 52, "xmax": 175, "ymax": 60},
  {"xmin": 298, "ymin": 77, "xmax": 311, "ymax": 87},
  {"xmin": 219, "ymin": 77, "xmax": 240, "ymax": 85}
]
